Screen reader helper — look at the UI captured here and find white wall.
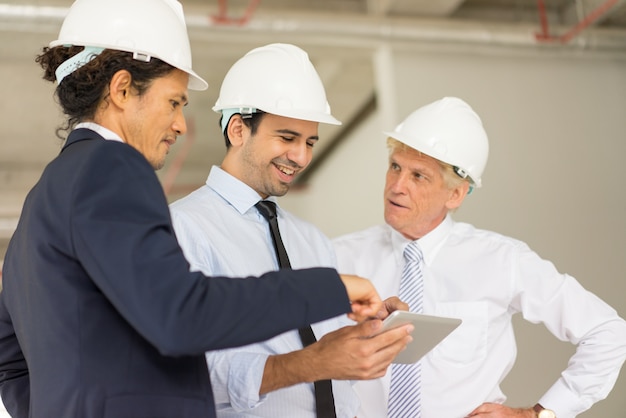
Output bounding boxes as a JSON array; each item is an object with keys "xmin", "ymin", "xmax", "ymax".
[{"xmin": 281, "ymin": 44, "xmax": 626, "ymax": 416}]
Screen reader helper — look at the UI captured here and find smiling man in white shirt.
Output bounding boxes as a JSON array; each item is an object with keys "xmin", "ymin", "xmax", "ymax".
[{"xmin": 333, "ymin": 97, "xmax": 626, "ymax": 418}]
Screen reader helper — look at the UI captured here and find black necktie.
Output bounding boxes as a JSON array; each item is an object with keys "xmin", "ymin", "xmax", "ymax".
[{"xmin": 255, "ymin": 200, "xmax": 337, "ymax": 418}]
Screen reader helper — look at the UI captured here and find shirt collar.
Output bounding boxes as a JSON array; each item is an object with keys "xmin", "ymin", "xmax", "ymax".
[
  {"xmin": 206, "ymin": 165, "xmax": 273, "ymax": 215},
  {"xmin": 74, "ymin": 122, "xmax": 124, "ymax": 143},
  {"xmin": 390, "ymin": 215, "xmax": 455, "ymax": 265}
]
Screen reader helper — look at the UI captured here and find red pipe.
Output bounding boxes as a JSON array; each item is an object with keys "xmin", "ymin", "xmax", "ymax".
[
  {"xmin": 560, "ymin": 0, "xmax": 618, "ymax": 43},
  {"xmin": 211, "ymin": 0, "xmax": 261, "ymax": 26},
  {"xmin": 536, "ymin": 0, "xmax": 550, "ymax": 39},
  {"xmin": 536, "ymin": 0, "xmax": 619, "ymax": 44}
]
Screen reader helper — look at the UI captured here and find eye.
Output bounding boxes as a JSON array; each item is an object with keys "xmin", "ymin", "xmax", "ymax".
[
  {"xmin": 390, "ymin": 162, "xmax": 400, "ymax": 171},
  {"xmin": 306, "ymin": 140, "xmax": 317, "ymax": 148},
  {"xmin": 170, "ymin": 100, "xmax": 181, "ymax": 109},
  {"xmin": 280, "ymin": 136, "xmax": 296, "ymax": 142}
]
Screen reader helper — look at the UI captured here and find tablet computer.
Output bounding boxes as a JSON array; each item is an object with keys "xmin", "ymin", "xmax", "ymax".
[{"xmin": 375, "ymin": 310, "xmax": 462, "ymax": 364}]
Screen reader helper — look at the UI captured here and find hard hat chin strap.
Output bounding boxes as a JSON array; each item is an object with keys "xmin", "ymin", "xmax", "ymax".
[
  {"xmin": 453, "ymin": 166, "xmax": 469, "ymax": 179},
  {"xmin": 55, "ymin": 46, "xmax": 104, "ymax": 85},
  {"xmin": 453, "ymin": 165, "xmax": 476, "ymax": 195}
]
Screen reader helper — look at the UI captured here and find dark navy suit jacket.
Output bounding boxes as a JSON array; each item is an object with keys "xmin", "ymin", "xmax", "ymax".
[{"xmin": 0, "ymin": 129, "xmax": 350, "ymax": 418}]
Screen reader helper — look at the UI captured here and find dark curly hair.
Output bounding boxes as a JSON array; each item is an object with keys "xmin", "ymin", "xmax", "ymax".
[{"xmin": 36, "ymin": 46, "xmax": 177, "ymax": 139}]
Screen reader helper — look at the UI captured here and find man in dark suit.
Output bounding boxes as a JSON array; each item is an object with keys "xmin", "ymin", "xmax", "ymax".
[{"xmin": 0, "ymin": 1, "xmax": 382, "ymax": 417}]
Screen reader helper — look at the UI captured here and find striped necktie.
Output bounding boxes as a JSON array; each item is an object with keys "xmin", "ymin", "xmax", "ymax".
[{"xmin": 388, "ymin": 241, "xmax": 424, "ymax": 418}]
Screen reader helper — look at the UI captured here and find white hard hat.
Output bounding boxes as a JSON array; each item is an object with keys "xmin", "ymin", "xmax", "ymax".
[
  {"xmin": 49, "ymin": 0, "xmax": 207, "ymax": 91},
  {"xmin": 385, "ymin": 97, "xmax": 489, "ymax": 188},
  {"xmin": 213, "ymin": 43, "xmax": 341, "ymax": 130}
]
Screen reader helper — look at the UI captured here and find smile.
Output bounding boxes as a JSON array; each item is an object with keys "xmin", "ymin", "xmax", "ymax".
[{"xmin": 275, "ymin": 164, "xmax": 296, "ymax": 176}]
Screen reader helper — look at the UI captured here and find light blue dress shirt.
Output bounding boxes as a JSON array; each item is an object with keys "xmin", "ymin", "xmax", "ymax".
[{"xmin": 170, "ymin": 166, "xmax": 358, "ymax": 418}]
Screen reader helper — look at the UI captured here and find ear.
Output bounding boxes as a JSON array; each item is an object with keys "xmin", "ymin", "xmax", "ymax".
[
  {"xmin": 226, "ymin": 114, "xmax": 246, "ymax": 148},
  {"xmin": 108, "ymin": 70, "xmax": 134, "ymax": 109},
  {"xmin": 445, "ymin": 181, "xmax": 470, "ymax": 211}
]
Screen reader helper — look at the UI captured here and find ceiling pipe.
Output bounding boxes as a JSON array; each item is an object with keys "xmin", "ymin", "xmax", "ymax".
[
  {"xmin": 0, "ymin": 4, "xmax": 66, "ymax": 19},
  {"xmin": 184, "ymin": 12, "xmax": 626, "ymax": 51},
  {"xmin": 535, "ymin": 0, "xmax": 620, "ymax": 43},
  {"xmin": 2, "ymin": 4, "xmax": 626, "ymax": 51}
]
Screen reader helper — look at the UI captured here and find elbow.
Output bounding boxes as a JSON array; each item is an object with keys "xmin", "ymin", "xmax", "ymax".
[{"xmin": 145, "ymin": 324, "xmax": 218, "ymax": 357}]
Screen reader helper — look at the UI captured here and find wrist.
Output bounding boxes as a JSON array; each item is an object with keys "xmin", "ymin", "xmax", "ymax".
[
  {"xmin": 261, "ymin": 345, "xmax": 321, "ymax": 394},
  {"xmin": 533, "ymin": 403, "xmax": 556, "ymax": 418},
  {"xmin": 261, "ymin": 352, "xmax": 307, "ymax": 394},
  {"xmin": 299, "ymin": 341, "xmax": 326, "ymax": 382}
]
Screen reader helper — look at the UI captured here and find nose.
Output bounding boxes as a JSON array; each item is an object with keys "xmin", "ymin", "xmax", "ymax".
[
  {"xmin": 173, "ymin": 111, "xmax": 188, "ymax": 136},
  {"xmin": 286, "ymin": 140, "xmax": 310, "ymax": 168},
  {"xmin": 386, "ymin": 170, "xmax": 407, "ymax": 194}
]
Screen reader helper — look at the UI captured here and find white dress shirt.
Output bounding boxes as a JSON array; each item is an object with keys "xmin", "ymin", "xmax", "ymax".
[
  {"xmin": 74, "ymin": 122, "xmax": 124, "ymax": 142},
  {"xmin": 333, "ymin": 216, "xmax": 626, "ymax": 418},
  {"xmin": 170, "ymin": 166, "xmax": 358, "ymax": 418}
]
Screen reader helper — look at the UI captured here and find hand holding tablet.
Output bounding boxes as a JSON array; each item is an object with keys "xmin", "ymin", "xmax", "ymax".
[{"xmin": 374, "ymin": 310, "xmax": 462, "ymax": 364}]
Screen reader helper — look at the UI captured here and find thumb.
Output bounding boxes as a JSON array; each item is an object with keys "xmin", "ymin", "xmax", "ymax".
[{"xmin": 355, "ymin": 318, "xmax": 384, "ymax": 338}]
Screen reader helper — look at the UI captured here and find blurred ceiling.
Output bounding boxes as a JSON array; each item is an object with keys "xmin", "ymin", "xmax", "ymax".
[{"xmin": 1, "ymin": 0, "xmax": 626, "ymax": 259}]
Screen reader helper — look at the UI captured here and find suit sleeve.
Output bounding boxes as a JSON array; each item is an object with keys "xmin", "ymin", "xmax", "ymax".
[
  {"xmin": 69, "ymin": 142, "xmax": 351, "ymax": 356},
  {"xmin": 0, "ymin": 293, "xmax": 29, "ymax": 418}
]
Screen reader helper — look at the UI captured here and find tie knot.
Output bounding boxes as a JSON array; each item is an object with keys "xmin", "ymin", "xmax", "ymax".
[
  {"xmin": 404, "ymin": 241, "xmax": 423, "ymax": 263},
  {"xmin": 255, "ymin": 200, "xmax": 278, "ymax": 222}
]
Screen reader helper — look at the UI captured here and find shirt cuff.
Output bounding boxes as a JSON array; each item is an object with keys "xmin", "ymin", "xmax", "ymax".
[
  {"xmin": 539, "ymin": 379, "xmax": 592, "ymax": 418},
  {"xmin": 228, "ymin": 352, "xmax": 270, "ymax": 411}
]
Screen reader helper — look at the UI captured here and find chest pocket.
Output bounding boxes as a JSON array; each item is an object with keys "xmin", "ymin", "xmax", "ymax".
[{"xmin": 431, "ymin": 301, "xmax": 488, "ymax": 366}]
